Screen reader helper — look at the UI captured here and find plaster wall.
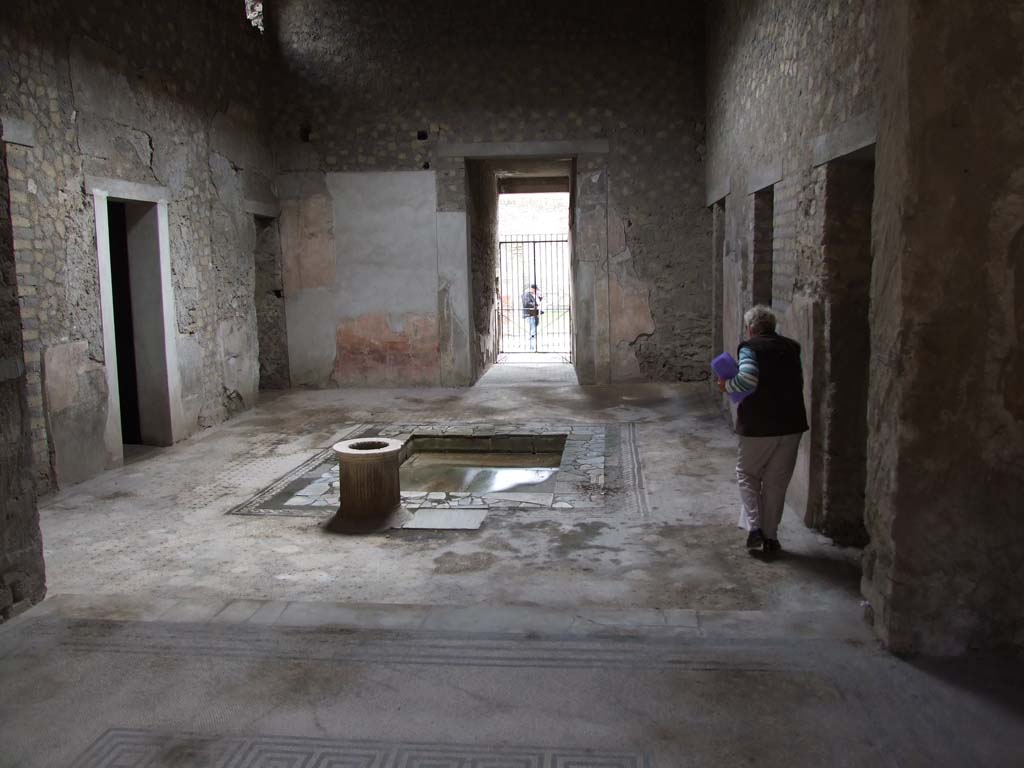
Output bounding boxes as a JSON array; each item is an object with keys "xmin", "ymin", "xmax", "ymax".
[
  {"xmin": 271, "ymin": 0, "xmax": 710, "ymax": 384},
  {"xmin": 0, "ymin": 0, "xmax": 273, "ymax": 490},
  {"xmin": 864, "ymin": 0, "xmax": 1024, "ymax": 654},
  {"xmin": 282, "ymin": 171, "xmax": 445, "ymax": 387}
]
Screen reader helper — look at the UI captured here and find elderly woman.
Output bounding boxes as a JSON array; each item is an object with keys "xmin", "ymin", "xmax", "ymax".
[{"xmin": 717, "ymin": 305, "xmax": 809, "ymax": 554}]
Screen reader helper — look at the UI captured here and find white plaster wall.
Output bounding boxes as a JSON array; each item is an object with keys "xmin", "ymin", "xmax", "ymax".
[
  {"xmin": 327, "ymin": 172, "xmax": 438, "ymax": 318},
  {"xmin": 285, "ymin": 171, "xmax": 447, "ymax": 387}
]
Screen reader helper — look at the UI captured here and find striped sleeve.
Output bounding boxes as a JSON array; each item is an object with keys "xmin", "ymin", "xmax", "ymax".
[{"xmin": 725, "ymin": 346, "xmax": 759, "ymax": 393}]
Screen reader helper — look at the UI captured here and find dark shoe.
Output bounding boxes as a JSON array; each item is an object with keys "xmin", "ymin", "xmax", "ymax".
[
  {"xmin": 763, "ymin": 538, "xmax": 781, "ymax": 553},
  {"xmin": 745, "ymin": 528, "xmax": 764, "ymax": 549}
]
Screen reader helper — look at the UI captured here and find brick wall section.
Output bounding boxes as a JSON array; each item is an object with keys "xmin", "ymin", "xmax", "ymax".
[
  {"xmin": 2, "ymin": 143, "xmax": 51, "ymax": 488},
  {"xmin": 271, "ymin": 0, "xmax": 711, "ymax": 381},
  {"xmin": 0, "ymin": 1, "xmax": 274, "ymax": 490},
  {"xmin": 0, "ymin": 139, "xmax": 45, "ymax": 621},
  {"xmin": 771, "ymin": 175, "xmax": 800, "ymax": 316}
]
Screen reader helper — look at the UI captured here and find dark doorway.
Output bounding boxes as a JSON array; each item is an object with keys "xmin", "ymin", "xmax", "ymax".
[
  {"xmin": 253, "ymin": 216, "xmax": 291, "ymax": 390},
  {"xmin": 819, "ymin": 146, "xmax": 875, "ymax": 545},
  {"xmin": 752, "ymin": 186, "xmax": 774, "ymax": 307},
  {"xmin": 106, "ymin": 199, "xmax": 173, "ymax": 453},
  {"xmin": 108, "ymin": 200, "xmax": 142, "ymax": 446},
  {"xmin": 711, "ymin": 198, "xmax": 727, "ymax": 360}
]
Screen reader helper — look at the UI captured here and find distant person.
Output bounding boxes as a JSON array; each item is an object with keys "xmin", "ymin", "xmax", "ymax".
[
  {"xmin": 521, "ymin": 283, "xmax": 542, "ymax": 351},
  {"xmin": 716, "ymin": 305, "xmax": 808, "ymax": 554}
]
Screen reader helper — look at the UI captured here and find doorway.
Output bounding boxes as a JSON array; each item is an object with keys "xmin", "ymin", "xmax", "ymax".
[
  {"xmin": 495, "ymin": 190, "xmax": 572, "ymax": 363},
  {"xmin": 819, "ymin": 145, "xmax": 875, "ymax": 545},
  {"xmin": 106, "ymin": 199, "xmax": 173, "ymax": 454}
]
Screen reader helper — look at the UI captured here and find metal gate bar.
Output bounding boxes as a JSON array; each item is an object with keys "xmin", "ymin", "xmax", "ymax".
[{"xmin": 497, "ymin": 234, "xmax": 572, "ymax": 358}]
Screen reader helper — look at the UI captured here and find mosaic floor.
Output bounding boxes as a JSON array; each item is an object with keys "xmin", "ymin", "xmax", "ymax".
[
  {"xmin": 227, "ymin": 423, "xmax": 645, "ymax": 519},
  {"xmin": 69, "ymin": 728, "xmax": 652, "ymax": 767}
]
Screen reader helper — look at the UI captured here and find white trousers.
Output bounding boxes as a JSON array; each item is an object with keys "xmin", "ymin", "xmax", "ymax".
[{"xmin": 735, "ymin": 433, "xmax": 802, "ymax": 539}]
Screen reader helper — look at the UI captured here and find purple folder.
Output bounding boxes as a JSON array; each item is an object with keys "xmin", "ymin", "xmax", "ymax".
[{"xmin": 711, "ymin": 352, "xmax": 752, "ymax": 404}]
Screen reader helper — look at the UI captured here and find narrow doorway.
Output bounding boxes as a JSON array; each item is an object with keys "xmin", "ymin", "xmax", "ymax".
[
  {"xmin": 253, "ymin": 215, "xmax": 290, "ymax": 390},
  {"xmin": 819, "ymin": 146, "xmax": 875, "ymax": 545},
  {"xmin": 711, "ymin": 198, "xmax": 727, "ymax": 367},
  {"xmin": 495, "ymin": 190, "xmax": 573, "ymax": 363},
  {"xmin": 752, "ymin": 185, "xmax": 774, "ymax": 307},
  {"xmin": 106, "ymin": 199, "xmax": 173, "ymax": 456}
]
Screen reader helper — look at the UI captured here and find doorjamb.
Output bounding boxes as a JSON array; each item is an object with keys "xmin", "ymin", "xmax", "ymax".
[{"xmin": 87, "ymin": 177, "xmax": 185, "ymax": 466}]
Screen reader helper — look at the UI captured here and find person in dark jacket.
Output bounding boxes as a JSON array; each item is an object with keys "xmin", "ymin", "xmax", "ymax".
[
  {"xmin": 521, "ymin": 284, "xmax": 541, "ymax": 351},
  {"xmin": 716, "ymin": 305, "xmax": 809, "ymax": 554}
]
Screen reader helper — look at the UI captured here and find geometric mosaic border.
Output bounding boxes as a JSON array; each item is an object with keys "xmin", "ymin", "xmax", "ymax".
[
  {"xmin": 69, "ymin": 729, "xmax": 654, "ymax": 767},
  {"xmin": 224, "ymin": 446, "xmax": 340, "ymax": 518},
  {"xmin": 225, "ymin": 422, "xmax": 647, "ymax": 519}
]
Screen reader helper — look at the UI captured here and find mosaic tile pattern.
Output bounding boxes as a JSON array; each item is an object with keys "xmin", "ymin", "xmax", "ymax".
[
  {"xmin": 70, "ymin": 729, "xmax": 653, "ymax": 768},
  {"xmin": 226, "ymin": 423, "xmax": 643, "ymax": 519}
]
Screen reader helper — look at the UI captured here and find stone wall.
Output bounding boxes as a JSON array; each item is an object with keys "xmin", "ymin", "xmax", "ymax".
[
  {"xmin": 864, "ymin": 0, "xmax": 1024, "ymax": 654},
  {"xmin": 0, "ymin": 139, "xmax": 45, "ymax": 621},
  {"xmin": 706, "ymin": 0, "xmax": 879, "ymax": 540},
  {"xmin": 270, "ymin": 0, "xmax": 710, "ymax": 383},
  {"xmin": 0, "ymin": 0, "xmax": 273, "ymax": 489},
  {"xmin": 466, "ymin": 161, "xmax": 499, "ymax": 377}
]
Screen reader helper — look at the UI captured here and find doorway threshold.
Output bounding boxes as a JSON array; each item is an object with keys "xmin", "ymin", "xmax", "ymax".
[{"xmin": 123, "ymin": 444, "xmax": 165, "ymax": 465}]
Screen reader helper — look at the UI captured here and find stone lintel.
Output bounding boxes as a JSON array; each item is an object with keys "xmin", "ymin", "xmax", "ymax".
[
  {"xmin": 437, "ymin": 139, "xmax": 609, "ymax": 159},
  {"xmin": 812, "ymin": 109, "xmax": 879, "ymax": 167},
  {"xmin": 85, "ymin": 176, "xmax": 169, "ymax": 204},
  {"xmin": 0, "ymin": 115, "xmax": 36, "ymax": 148},
  {"xmin": 244, "ymin": 199, "xmax": 280, "ymax": 218},
  {"xmin": 498, "ymin": 177, "xmax": 571, "ymax": 194},
  {"xmin": 747, "ymin": 162, "xmax": 783, "ymax": 194},
  {"xmin": 706, "ymin": 175, "xmax": 730, "ymax": 207}
]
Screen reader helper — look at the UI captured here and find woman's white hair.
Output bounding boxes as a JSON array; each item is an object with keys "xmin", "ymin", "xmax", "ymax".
[{"xmin": 744, "ymin": 305, "xmax": 777, "ymax": 335}]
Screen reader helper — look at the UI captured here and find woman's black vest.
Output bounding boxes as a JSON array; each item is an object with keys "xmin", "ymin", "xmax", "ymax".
[{"xmin": 735, "ymin": 332, "xmax": 809, "ymax": 437}]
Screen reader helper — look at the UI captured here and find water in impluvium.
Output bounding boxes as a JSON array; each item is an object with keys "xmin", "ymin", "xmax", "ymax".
[{"xmin": 399, "ymin": 451, "xmax": 561, "ymax": 494}]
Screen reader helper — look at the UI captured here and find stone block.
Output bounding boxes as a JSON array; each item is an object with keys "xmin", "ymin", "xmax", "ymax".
[{"xmin": 43, "ymin": 341, "xmax": 110, "ymax": 487}]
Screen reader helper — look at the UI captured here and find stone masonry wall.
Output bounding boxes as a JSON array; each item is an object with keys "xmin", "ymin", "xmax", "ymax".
[
  {"xmin": 270, "ymin": 0, "xmax": 710, "ymax": 382},
  {"xmin": 864, "ymin": 0, "xmax": 1024, "ymax": 654},
  {"xmin": 0, "ymin": 1, "xmax": 274, "ymax": 489},
  {"xmin": 707, "ymin": 0, "xmax": 878, "ymax": 320},
  {"xmin": 0, "ymin": 139, "xmax": 45, "ymax": 620},
  {"xmin": 706, "ymin": 0, "xmax": 879, "ymax": 538}
]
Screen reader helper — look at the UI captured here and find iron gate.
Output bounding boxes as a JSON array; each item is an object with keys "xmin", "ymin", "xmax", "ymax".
[{"xmin": 497, "ymin": 234, "xmax": 572, "ymax": 357}]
